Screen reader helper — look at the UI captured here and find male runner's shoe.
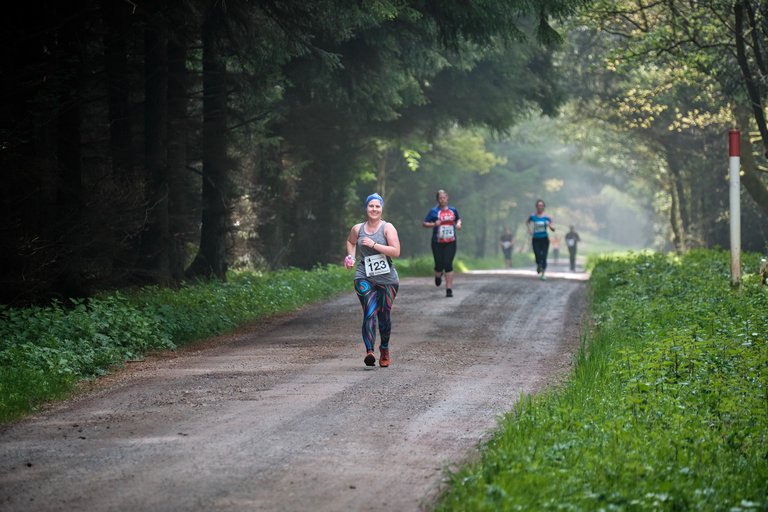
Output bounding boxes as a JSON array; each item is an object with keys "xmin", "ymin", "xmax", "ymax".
[
  {"xmin": 539, "ymin": 274, "xmax": 547, "ymax": 281},
  {"xmin": 446, "ymin": 288, "xmax": 453, "ymax": 298},
  {"xmin": 435, "ymin": 274, "xmax": 442, "ymax": 287},
  {"xmin": 364, "ymin": 351, "xmax": 376, "ymax": 366},
  {"xmin": 379, "ymin": 348, "xmax": 390, "ymax": 367}
]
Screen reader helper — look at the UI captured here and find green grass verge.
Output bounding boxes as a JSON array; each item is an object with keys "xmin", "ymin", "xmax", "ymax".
[
  {"xmin": 435, "ymin": 249, "xmax": 768, "ymax": 511},
  {"xmin": 393, "ymin": 255, "xmax": 438, "ymax": 277}
]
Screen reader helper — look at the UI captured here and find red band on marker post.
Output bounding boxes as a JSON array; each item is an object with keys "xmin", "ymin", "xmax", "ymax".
[{"xmin": 729, "ymin": 130, "xmax": 740, "ymax": 157}]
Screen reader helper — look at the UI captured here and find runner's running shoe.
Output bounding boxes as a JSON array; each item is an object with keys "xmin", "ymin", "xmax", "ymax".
[
  {"xmin": 446, "ymin": 288, "xmax": 453, "ymax": 297},
  {"xmin": 364, "ymin": 351, "xmax": 376, "ymax": 366},
  {"xmin": 379, "ymin": 348, "xmax": 390, "ymax": 367},
  {"xmin": 435, "ymin": 274, "xmax": 442, "ymax": 287}
]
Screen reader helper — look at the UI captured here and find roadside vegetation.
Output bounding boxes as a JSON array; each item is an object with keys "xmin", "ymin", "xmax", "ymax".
[
  {"xmin": 436, "ymin": 249, "xmax": 768, "ymax": 511},
  {"xmin": 0, "ymin": 266, "xmax": 350, "ymax": 423},
  {"xmin": 0, "ymin": 256, "xmax": 482, "ymax": 423},
  {"xmin": 5, "ymin": 249, "xmax": 766, "ymax": 511}
]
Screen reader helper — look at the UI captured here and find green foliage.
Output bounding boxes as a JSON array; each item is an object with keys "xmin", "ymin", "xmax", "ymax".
[
  {"xmin": 0, "ymin": 266, "xmax": 350, "ymax": 422},
  {"xmin": 0, "ymin": 295, "xmax": 172, "ymax": 377},
  {"xmin": 436, "ymin": 250, "xmax": 768, "ymax": 511},
  {"xmin": 403, "ymin": 148, "xmax": 422, "ymax": 171},
  {"xmin": 136, "ymin": 266, "xmax": 350, "ymax": 343},
  {"xmin": 393, "ymin": 256, "xmax": 437, "ymax": 277},
  {"xmin": 564, "ymin": 2, "xmax": 768, "ymax": 251},
  {"xmin": 0, "ymin": 294, "xmax": 173, "ymax": 422}
]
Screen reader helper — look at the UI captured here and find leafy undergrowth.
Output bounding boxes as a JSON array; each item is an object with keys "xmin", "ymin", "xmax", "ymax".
[
  {"xmin": 0, "ymin": 265, "xmax": 350, "ymax": 422},
  {"xmin": 436, "ymin": 250, "xmax": 768, "ymax": 511},
  {"xmin": 392, "ymin": 256, "xmax": 438, "ymax": 277}
]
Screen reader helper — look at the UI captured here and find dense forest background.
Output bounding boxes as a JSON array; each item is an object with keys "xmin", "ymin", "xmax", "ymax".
[{"xmin": 2, "ymin": 0, "xmax": 767, "ymax": 305}]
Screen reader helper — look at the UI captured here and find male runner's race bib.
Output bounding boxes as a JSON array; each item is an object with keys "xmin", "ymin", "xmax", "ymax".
[
  {"xmin": 567, "ymin": 238, "xmax": 575, "ymax": 247},
  {"xmin": 364, "ymin": 253, "xmax": 391, "ymax": 276},
  {"xmin": 501, "ymin": 241, "xmax": 511, "ymax": 249}
]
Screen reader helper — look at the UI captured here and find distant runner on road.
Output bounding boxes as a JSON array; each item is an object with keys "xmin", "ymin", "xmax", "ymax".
[
  {"xmin": 526, "ymin": 199, "xmax": 555, "ymax": 281},
  {"xmin": 500, "ymin": 226, "xmax": 515, "ymax": 269},
  {"xmin": 345, "ymin": 193, "xmax": 401, "ymax": 367},
  {"xmin": 565, "ymin": 225, "xmax": 581, "ymax": 272},
  {"xmin": 551, "ymin": 235, "xmax": 561, "ymax": 265},
  {"xmin": 423, "ymin": 189, "xmax": 462, "ymax": 298}
]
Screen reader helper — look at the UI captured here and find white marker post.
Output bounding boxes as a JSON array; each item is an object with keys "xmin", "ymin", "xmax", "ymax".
[{"xmin": 729, "ymin": 130, "xmax": 741, "ymax": 285}]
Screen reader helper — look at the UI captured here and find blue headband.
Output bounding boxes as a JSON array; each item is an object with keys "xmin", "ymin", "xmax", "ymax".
[{"xmin": 365, "ymin": 193, "xmax": 384, "ymax": 208}]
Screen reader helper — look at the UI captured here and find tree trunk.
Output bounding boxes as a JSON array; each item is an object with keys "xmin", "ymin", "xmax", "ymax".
[
  {"xmin": 668, "ymin": 178, "xmax": 685, "ymax": 254},
  {"xmin": 256, "ymin": 145, "xmax": 293, "ymax": 268},
  {"xmin": 734, "ymin": 107, "xmax": 768, "ymax": 219},
  {"xmin": 101, "ymin": 0, "xmax": 134, "ymax": 178},
  {"xmin": 0, "ymin": 4, "xmax": 61, "ymax": 303},
  {"xmin": 187, "ymin": 2, "xmax": 230, "ymax": 279},
  {"xmin": 665, "ymin": 149, "xmax": 690, "ymax": 245},
  {"xmin": 735, "ymin": 1, "xmax": 768, "ymax": 157},
  {"xmin": 733, "ymin": 2, "xmax": 768, "ymax": 218},
  {"xmin": 53, "ymin": 0, "xmax": 86, "ymax": 297},
  {"xmin": 476, "ymin": 175, "xmax": 488, "ymax": 258},
  {"xmin": 56, "ymin": 68, "xmax": 83, "ymax": 223},
  {"xmin": 138, "ymin": 23, "xmax": 170, "ymax": 282},
  {"xmin": 167, "ymin": 37, "xmax": 189, "ymax": 279},
  {"xmin": 376, "ymin": 149, "xmax": 389, "ymax": 201},
  {"xmin": 738, "ymin": 129, "xmax": 768, "ymax": 219}
]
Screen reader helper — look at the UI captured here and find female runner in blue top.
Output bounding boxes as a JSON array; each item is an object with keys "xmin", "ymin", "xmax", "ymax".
[
  {"xmin": 344, "ymin": 193, "xmax": 400, "ymax": 367},
  {"xmin": 526, "ymin": 199, "xmax": 555, "ymax": 281}
]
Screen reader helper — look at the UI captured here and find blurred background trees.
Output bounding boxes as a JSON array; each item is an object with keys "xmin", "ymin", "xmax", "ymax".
[
  {"xmin": 570, "ymin": 0, "xmax": 768, "ymax": 253},
  {"xmin": 1, "ymin": 0, "xmax": 766, "ymax": 305}
]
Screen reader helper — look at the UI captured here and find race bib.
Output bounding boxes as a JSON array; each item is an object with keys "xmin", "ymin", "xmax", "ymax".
[
  {"xmin": 438, "ymin": 224, "xmax": 455, "ymax": 242},
  {"xmin": 364, "ymin": 253, "xmax": 391, "ymax": 277},
  {"xmin": 533, "ymin": 220, "xmax": 548, "ymax": 234},
  {"xmin": 501, "ymin": 241, "xmax": 511, "ymax": 249},
  {"xmin": 567, "ymin": 238, "xmax": 575, "ymax": 247}
]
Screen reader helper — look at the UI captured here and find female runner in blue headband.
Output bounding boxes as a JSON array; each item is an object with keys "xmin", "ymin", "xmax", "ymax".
[{"xmin": 344, "ymin": 193, "xmax": 401, "ymax": 367}]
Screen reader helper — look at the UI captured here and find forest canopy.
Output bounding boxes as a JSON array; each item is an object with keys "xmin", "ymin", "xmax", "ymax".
[{"xmin": 1, "ymin": 0, "xmax": 767, "ymax": 305}]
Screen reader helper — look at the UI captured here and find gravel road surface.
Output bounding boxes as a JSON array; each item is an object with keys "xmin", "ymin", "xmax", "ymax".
[{"xmin": 1, "ymin": 268, "xmax": 588, "ymax": 512}]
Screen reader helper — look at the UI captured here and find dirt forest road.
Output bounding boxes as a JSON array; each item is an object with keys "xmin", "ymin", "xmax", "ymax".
[{"xmin": 1, "ymin": 267, "xmax": 588, "ymax": 512}]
